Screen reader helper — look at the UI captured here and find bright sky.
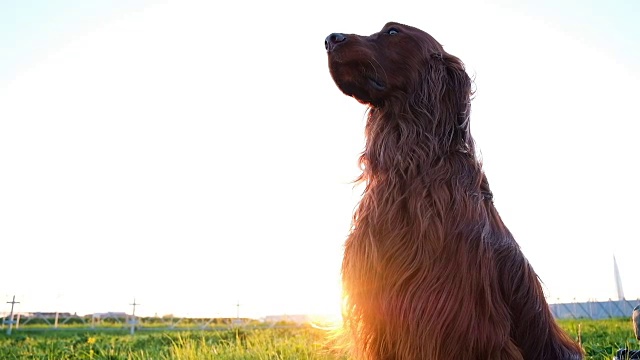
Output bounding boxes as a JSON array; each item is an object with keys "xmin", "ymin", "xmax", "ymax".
[{"xmin": 1, "ymin": 0, "xmax": 638, "ymax": 319}]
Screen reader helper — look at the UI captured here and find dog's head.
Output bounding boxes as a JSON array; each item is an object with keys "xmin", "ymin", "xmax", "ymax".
[{"xmin": 325, "ymin": 22, "xmax": 469, "ymax": 110}]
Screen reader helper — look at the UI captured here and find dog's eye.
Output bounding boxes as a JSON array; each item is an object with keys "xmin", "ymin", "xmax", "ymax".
[{"xmin": 387, "ymin": 28, "xmax": 399, "ymax": 35}]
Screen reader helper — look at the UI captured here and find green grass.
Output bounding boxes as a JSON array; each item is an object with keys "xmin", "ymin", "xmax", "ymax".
[
  {"xmin": 0, "ymin": 326, "xmax": 345, "ymax": 360},
  {"xmin": 0, "ymin": 319, "xmax": 637, "ymax": 359},
  {"xmin": 560, "ymin": 318, "xmax": 639, "ymax": 359}
]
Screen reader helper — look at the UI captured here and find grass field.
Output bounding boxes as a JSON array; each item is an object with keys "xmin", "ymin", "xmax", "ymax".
[{"xmin": 0, "ymin": 319, "xmax": 638, "ymax": 359}]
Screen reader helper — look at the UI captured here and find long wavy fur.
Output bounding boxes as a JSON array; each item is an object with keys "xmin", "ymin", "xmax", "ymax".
[{"xmin": 325, "ymin": 22, "xmax": 583, "ymax": 359}]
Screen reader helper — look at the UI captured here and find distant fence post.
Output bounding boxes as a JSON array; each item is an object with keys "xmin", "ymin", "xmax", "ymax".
[
  {"xmin": 5, "ymin": 295, "xmax": 20, "ymax": 335},
  {"xmin": 129, "ymin": 298, "xmax": 140, "ymax": 335}
]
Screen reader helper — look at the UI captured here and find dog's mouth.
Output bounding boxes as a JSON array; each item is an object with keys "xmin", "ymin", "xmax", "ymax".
[{"xmin": 368, "ymin": 77, "xmax": 386, "ymax": 91}]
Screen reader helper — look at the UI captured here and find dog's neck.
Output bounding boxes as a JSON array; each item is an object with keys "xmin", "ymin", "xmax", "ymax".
[
  {"xmin": 361, "ymin": 106, "xmax": 477, "ymax": 176},
  {"xmin": 356, "ymin": 105, "xmax": 494, "ymax": 208}
]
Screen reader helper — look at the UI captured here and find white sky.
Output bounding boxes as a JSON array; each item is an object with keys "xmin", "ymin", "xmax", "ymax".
[{"xmin": 1, "ymin": 0, "xmax": 638, "ymax": 319}]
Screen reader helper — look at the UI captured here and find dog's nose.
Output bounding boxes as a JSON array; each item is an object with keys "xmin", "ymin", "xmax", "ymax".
[{"xmin": 325, "ymin": 33, "xmax": 347, "ymax": 51}]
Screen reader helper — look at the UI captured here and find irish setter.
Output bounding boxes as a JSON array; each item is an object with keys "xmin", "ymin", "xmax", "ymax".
[{"xmin": 325, "ymin": 22, "xmax": 583, "ymax": 360}]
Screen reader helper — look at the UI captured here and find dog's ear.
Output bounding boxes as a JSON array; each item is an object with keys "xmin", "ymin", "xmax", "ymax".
[
  {"xmin": 421, "ymin": 52, "xmax": 473, "ymax": 150},
  {"xmin": 445, "ymin": 53, "xmax": 473, "ymax": 144}
]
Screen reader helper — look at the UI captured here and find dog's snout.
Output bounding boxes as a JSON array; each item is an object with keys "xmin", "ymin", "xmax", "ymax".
[{"xmin": 325, "ymin": 33, "xmax": 347, "ymax": 51}]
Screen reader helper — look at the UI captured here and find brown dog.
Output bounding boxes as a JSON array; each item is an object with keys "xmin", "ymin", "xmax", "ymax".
[{"xmin": 325, "ymin": 22, "xmax": 583, "ymax": 360}]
